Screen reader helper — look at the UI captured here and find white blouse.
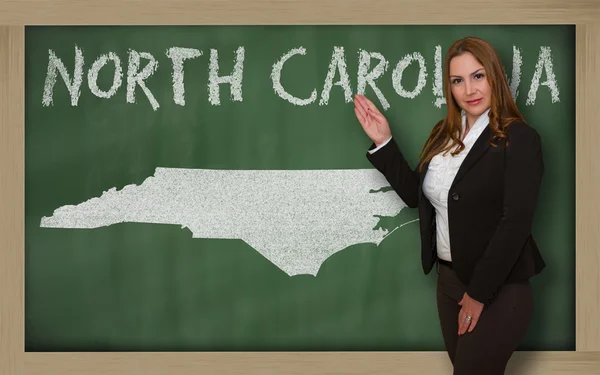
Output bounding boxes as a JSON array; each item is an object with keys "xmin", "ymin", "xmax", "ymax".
[
  {"xmin": 369, "ymin": 108, "xmax": 491, "ymax": 262},
  {"xmin": 422, "ymin": 109, "xmax": 490, "ymax": 261}
]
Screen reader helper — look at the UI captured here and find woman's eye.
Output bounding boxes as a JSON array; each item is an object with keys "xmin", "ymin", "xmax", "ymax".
[
  {"xmin": 475, "ymin": 73, "xmax": 485, "ymax": 79},
  {"xmin": 451, "ymin": 78, "xmax": 461, "ymax": 84}
]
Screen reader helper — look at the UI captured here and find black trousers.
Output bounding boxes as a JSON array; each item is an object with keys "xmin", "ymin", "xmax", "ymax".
[{"xmin": 436, "ymin": 262, "xmax": 534, "ymax": 375}]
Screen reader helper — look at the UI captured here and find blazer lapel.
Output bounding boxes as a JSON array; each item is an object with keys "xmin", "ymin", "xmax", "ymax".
[{"xmin": 450, "ymin": 125, "xmax": 492, "ymax": 188}]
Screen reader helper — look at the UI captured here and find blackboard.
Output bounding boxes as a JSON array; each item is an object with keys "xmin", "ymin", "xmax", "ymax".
[{"xmin": 25, "ymin": 25, "xmax": 575, "ymax": 351}]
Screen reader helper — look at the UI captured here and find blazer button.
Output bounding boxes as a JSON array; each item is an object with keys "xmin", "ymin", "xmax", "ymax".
[{"xmin": 452, "ymin": 192, "xmax": 460, "ymax": 201}]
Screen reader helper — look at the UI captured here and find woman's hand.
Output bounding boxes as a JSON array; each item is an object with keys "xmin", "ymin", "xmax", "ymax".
[
  {"xmin": 353, "ymin": 94, "xmax": 392, "ymax": 147},
  {"xmin": 458, "ymin": 292, "xmax": 485, "ymax": 335}
]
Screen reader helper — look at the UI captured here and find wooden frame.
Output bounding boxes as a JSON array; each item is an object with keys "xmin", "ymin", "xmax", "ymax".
[{"xmin": 1, "ymin": 1, "xmax": 598, "ymax": 374}]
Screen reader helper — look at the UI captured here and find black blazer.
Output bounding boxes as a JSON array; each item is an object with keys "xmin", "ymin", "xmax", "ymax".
[{"xmin": 366, "ymin": 120, "xmax": 546, "ymax": 305}]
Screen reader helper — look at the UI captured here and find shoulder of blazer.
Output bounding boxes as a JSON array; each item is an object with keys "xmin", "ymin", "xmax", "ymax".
[{"xmin": 502, "ymin": 119, "xmax": 541, "ymax": 143}]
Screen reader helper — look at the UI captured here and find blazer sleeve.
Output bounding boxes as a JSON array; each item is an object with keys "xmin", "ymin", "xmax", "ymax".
[
  {"xmin": 467, "ymin": 121, "xmax": 544, "ymax": 304},
  {"xmin": 365, "ymin": 138, "xmax": 420, "ymax": 208}
]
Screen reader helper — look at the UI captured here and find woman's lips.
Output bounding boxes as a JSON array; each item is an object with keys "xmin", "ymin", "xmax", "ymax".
[{"xmin": 466, "ymin": 99, "xmax": 482, "ymax": 105}]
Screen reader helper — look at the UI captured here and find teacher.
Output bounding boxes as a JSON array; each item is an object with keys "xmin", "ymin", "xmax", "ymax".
[{"xmin": 354, "ymin": 36, "xmax": 546, "ymax": 375}]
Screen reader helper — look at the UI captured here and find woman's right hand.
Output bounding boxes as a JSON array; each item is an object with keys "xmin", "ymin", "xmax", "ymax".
[{"xmin": 353, "ymin": 94, "xmax": 392, "ymax": 147}]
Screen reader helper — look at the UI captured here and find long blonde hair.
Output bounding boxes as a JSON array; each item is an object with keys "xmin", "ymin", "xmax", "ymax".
[{"xmin": 417, "ymin": 36, "xmax": 524, "ymax": 171}]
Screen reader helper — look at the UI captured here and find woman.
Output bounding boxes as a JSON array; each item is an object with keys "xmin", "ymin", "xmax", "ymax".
[{"xmin": 354, "ymin": 36, "xmax": 546, "ymax": 374}]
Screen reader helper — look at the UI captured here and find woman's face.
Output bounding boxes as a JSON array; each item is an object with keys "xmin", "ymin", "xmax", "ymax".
[{"xmin": 449, "ymin": 52, "xmax": 492, "ymax": 125}]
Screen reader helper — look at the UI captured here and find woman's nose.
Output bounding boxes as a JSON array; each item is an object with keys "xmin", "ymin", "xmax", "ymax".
[{"xmin": 465, "ymin": 82, "xmax": 475, "ymax": 95}]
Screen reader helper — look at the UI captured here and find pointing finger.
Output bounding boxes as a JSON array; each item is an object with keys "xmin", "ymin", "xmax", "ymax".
[
  {"xmin": 354, "ymin": 101, "xmax": 367, "ymax": 119},
  {"xmin": 354, "ymin": 107, "xmax": 366, "ymax": 125},
  {"xmin": 354, "ymin": 95, "xmax": 370, "ymax": 115}
]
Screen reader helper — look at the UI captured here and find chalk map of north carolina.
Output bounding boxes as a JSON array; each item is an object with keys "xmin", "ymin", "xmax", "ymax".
[{"xmin": 39, "ymin": 168, "xmax": 416, "ymax": 276}]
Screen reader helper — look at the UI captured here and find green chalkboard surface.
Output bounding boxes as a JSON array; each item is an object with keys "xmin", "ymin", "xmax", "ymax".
[{"xmin": 25, "ymin": 25, "xmax": 575, "ymax": 351}]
